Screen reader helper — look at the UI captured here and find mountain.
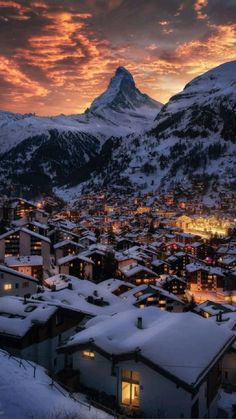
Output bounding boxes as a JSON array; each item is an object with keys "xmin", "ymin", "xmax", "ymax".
[
  {"xmin": 73, "ymin": 61, "xmax": 236, "ymax": 204},
  {"xmin": 0, "ymin": 67, "xmax": 162, "ymax": 197},
  {"xmin": 0, "ymin": 67, "xmax": 162, "ymax": 154},
  {"xmin": 89, "ymin": 66, "xmax": 161, "ymax": 114}
]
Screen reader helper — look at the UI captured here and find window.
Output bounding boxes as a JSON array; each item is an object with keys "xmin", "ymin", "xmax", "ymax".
[
  {"xmin": 121, "ymin": 369, "xmax": 140, "ymax": 408},
  {"xmin": 15, "ymin": 283, "xmax": 19, "ymax": 289},
  {"xmin": 56, "ymin": 312, "xmax": 63, "ymax": 326},
  {"xmin": 82, "ymin": 350, "xmax": 95, "ymax": 359},
  {"xmin": 4, "ymin": 283, "xmax": 12, "ymax": 291},
  {"xmin": 0, "ymin": 273, "xmax": 4, "ymax": 279},
  {"xmin": 22, "ymin": 282, "xmax": 29, "ymax": 288}
]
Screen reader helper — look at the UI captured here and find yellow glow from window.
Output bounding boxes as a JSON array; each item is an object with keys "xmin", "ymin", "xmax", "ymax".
[
  {"xmin": 4, "ymin": 283, "xmax": 12, "ymax": 290},
  {"xmin": 82, "ymin": 350, "xmax": 95, "ymax": 359}
]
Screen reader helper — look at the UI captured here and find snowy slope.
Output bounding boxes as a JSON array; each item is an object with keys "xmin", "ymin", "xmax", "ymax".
[
  {"xmin": 0, "ymin": 67, "xmax": 162, "ymax": 154},
  {"xmin": 0, "ymin": 350, "xmax": 112, "ymax": 419},
  {"xmin": 70, "ymin": 60, "xmax": 236, "ymax": 201},
  {"xmin": 0, "ymin": 67, "xmax": 162, "ymax": 197}
]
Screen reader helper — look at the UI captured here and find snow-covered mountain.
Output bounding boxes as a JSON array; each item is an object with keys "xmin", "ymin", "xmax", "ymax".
[
  {"xmin": 0, "ymin": 67, "xmax": 162, "ymax": 197},
  {"xmin": 89, "ymin": 66, "xmax": 161, "ymax": 114},
  {"xmin": 71, "ymin": 61, "xmax": 236, "ymax": 203},
  {"xmin": 1, "ymin": 61, "xmax": 235, "ymax": 201},
  {"xmin": 0, "ymin": 67, "xmax": 162, "ymax": 154}
]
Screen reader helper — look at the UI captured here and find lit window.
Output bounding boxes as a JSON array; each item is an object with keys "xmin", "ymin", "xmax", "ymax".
[
  {"xmin": 83, "ymin": 350, "xmax": 95, "ymax": 359},
  {"xmin": 147, "ymin": 296, "xmax": 155, "ymax": 302},
  {"xmin": 121, "ymin": 369, "xmax": 140, "ymax": 407},
  {"xmin": 4, "ymin": 283, "xmax": 12, "ymax": 291}
]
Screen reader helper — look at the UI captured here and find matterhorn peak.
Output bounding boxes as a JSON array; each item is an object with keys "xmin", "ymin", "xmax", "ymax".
[
  {"xmin": 114, "ymin": 66, "xmax": 133, "ymax": 78},
  {"xmin": 89, "ymin": 66, "xmax": 161, "ymax": 113}
]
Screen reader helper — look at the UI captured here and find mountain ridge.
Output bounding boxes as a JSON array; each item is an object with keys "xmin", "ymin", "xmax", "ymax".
[{"xmin": 0, "ymin": 61, "xmax": 235, "ymax": 202}]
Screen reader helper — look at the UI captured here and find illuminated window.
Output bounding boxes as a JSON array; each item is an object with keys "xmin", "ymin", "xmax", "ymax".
[
  {"xmin": 4, "ymin": 283, "xmax": 12, "ymax": 291},
  {"xmin": 147, "ymin": 296, "xmax": 155, "ymax": 302},
  {"xmin": 121, "ymin": 369, "xmax": 140, "ymax": 407},
  {"xmin": 82, "ymin": 350, "xmax": 95, "ymax": 359}
]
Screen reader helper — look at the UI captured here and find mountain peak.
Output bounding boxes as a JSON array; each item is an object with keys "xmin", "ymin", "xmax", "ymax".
[
  {"xmin": 114, "ymin": 66, "xmax": 133, "ymax": 79},
  {"xmin": 89, "ymin": 66, "xmax": 162, "ymax": 114}
]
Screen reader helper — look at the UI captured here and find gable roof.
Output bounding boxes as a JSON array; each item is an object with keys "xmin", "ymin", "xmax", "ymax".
[
  {"xmin": 0, "ymin": 227, "xmax": 50, "ymax": 243},
  {"xmin": 60, "ymin": 307, "xmax": 234, "ymax": 389},
  {"xmin": 0, "ymin": 264, "xmax": 38, "ymax": 283}
]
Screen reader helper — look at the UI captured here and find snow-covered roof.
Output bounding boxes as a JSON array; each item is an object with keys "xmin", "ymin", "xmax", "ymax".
[
  {"xmin": 0, "ymin": 296, "xmax": 57, "ymax": 337},
  {"xmin": 58, "ymin": 254, "xmax": 94, "ymax": 265},
  {"xmin": 43, "ymin": 274, "xmax": 71, "ymax": 291},
  {"xmin": 61, "ymin": 307, "xmax": 234, "ymax": 387},
  {"xmin": 54, "ymin": 239, "xmax": 84, "ymax": 250},
  {"xmin": 5, "ymin": 255, "xmax": 43, "ymax": 267},
  {"xmin": 120, "ymin": 264, "xmax": 157, "ymax": 278},
  {"xmin": 0, "ymin": 227, "xmax": 50, "ymax": 243},
  {"xmin": 34, "ymin": 277, "xmax": 134, "ymax": 317},
  {"xmin": 0, "ymin": 264, "xmax": 38, "ymax": 282},
  {"xmin": 98, "ymin": 278, "xmax": 135, "ymax": 293}
]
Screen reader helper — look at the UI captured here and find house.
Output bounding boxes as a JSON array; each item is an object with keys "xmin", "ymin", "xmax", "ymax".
[
  {"xmin": 121, "ymin": 284, "xmax": 184, "ymax": 312},
  {"xmin": 5, "ymin": 255, "xmax": 43, "ymax": 281},
  {"xmin": 98, "ymin": 278, "xmax": 135, "ymax": 296},
  {"xmin": 58, "ymin": 307, "xmax": 234, "ymax": 418},
  {"xmin": 58, "ymin": 254, "xmax": 94, "ymax": 280},
  {"xmin": 157, "ymin": 275, "xmax": 187, "ymax": 296},
  {"xmin": 115, "ymin": 253, "xmax": 142, "ymax": 271},
  {"xmin": 0, "ymin": 296, "xmax": 86, "ymax": 373},
  {"xmin": 186, "ymin": 262, "xmax": 225, "ymax": 298},
  {"xmin": 115, "ymin": 238, "xmax": 137, "ymax": 251},
  {"xmin": 0, "ymin": 227, "xmax": 51, "ymax": 269},
  {"xmin": 0, "ymin": 264, "xmax": 39, "ymax": 297},
  {"xmin": 26, "ymin": 220, "xmax": 49, "ymax": 237},
  {"xmin": 54, "ymin": 240, "xmax": 84, "ymax": 263},
  {"xmin": 151, "ymin": 258, "xmax": 169, "ymax": 275},
  {"xmin": 119, "ymin": 264, "xmax": 158, "ymax": 285},
  {"xmin": 81, "ymin": 247, "xmax": 107, "ymax": 282},
  {"xmin": 194, "ymin": 300, "xmax": 235, "ymax": 319},
  {"xmin": 35, "ymin": 276, "xmax": 133, "ymax": 317}
]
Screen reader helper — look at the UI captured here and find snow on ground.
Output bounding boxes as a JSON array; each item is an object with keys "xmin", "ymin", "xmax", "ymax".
[
  {"xmin": 218, "ymin": 389, "xmax": 236, "ymax": 418},
  {"xmin": 0, "ymin": 349, "xmax": 112, "ymax": 419}
]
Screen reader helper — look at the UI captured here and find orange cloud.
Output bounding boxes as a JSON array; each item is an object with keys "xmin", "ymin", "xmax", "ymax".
[
  {"xmin": 194, "ymin": 0, "xmax": 208, "ymax": 20},
  {"xmin": 0, "ymin": 55, "xmax": 48, "ymax": 99},
  {"xmin": 176, "ymin": 24, "xmax": 236, "ymax": 74},
  {"xmin": 0, "ymin": 1, "xmax": 235, "ymax": 115}
]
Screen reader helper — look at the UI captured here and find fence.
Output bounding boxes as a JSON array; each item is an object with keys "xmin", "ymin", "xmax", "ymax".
[{"xmin": 0, "ymin": 349, "xmax": 127, "ymax": 418}]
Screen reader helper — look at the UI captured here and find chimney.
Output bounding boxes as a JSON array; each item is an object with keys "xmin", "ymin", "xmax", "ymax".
[{"xmin": 137, "ymin": 317, "xmax": 143, "ymax": 329}]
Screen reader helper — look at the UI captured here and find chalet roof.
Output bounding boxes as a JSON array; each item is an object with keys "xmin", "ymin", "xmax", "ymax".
[
  {"xmin": 98, "ymin": 278, "xmax": 135, "ymax": 293},
  {"xmin": 5, "ymin": 255, "xmax": 43, "ymax": 267},
  {"xmin": 0, "ymin": 264, "xmax": 38, "ymax": 282},
  {"xmin": 0, "ymin": 296, "xmax": 57, "ymax": 337},
  {"xmin": 54, "ymin": 240, "xmax": 84, "ymax": 250},
  {"xmin": 120, "ymin": 264, "xmax": 157, "ymax": 278},
  {"xmin": 61, "ymin": 307, "xmax": 234, "ymax": 388},
  {"xmin": 0, "ymin": 227, "xmax": 50, "ymax": 243},
  {"xmin": 58, "ymin": 254, "xmax": 94, "ymax": 265}
]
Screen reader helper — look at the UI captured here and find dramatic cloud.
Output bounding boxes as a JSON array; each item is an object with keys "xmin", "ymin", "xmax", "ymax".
[{"xmin": 0, "ymin": 0, "xmax": 235, "ymax": 114}]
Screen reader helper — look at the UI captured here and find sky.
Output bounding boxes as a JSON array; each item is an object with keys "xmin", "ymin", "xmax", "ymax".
[{"xmin": 0, "ymin": 0, "xmax": 235, "ymax": 115}]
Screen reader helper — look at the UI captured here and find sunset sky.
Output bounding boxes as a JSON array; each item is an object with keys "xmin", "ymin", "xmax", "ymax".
[{"xmin": 0, "ymin": 0, "xmax": 235, "ymax": 115}]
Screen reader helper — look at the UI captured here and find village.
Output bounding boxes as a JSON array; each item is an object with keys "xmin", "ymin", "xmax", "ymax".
[{"xmin": 0, "ymin": 193, "xmax": 236, "ymax": 418}]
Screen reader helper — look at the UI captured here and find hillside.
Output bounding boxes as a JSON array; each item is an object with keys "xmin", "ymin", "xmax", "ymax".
[
  {"xmin": 0, "ymin": 67, "xmax": 162, "ymax": 198},
  {"xmin": 69, "ymin": 61, "xmax": 236, "ymax": 203}
]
